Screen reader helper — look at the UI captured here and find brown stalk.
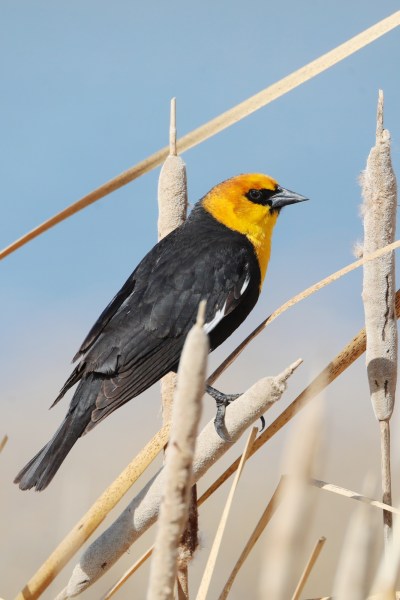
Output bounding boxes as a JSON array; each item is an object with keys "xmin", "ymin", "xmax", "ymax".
[
  {"xmin": 14, "ymin": 425, "xmax": 169, "ymax": 600},
  {"xmin": 195, "ymin": 427, "xmax": 258, "ymax": 600},
  {"xmin": 217, "ymin": 478, "xmax": 284, "ymax": 600},
  {"xmin": 291, "ymin": 537, "xmax": 326, "ymax": 600},
  {"xmin": 0, "ymin": 434, "xmax": 8, "ymax": 454}
]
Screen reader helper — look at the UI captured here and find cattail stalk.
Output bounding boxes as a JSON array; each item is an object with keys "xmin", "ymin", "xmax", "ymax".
[
  {"xmin": 55, "ymin": 361, "xmax": 301, "ymax": 598},
  {"xmin": 158, "ymin": 97, "xmax": 188, "ymax": 423},
  {"xmin": 157, "ymin": 99, "xmax": 194, "ymax": 596},
  {"xmin": 195, "ymin": 427, "xmax": 258, "ymax": 600},
  {"xmin": 361, "ymin": 90, "xmax": 397, "ymax": 546},
  {"xmin": 291, "ymin": 537, "xmax": 326, "ymax": 600},
  {"xmin": 15, "ymin": 425, "xmax": 169, "ymax": 600},
  {"xmin": 147, "ymin": 303, "xmax": 208, "ymax": 600}
]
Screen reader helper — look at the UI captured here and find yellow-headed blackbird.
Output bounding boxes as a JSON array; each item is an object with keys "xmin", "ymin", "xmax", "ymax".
[{"xmin": 15, "ymin": 173, "xmax": 307, "ymax": 490}]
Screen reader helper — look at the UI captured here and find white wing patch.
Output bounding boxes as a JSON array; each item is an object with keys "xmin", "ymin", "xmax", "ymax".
[
  {"xmin": 240, "ymin": 274, "xmax": 250, "ymax": 295},
  {"xmin": 204, "ymin": 300, "xmax": 227, "ymax": 334},
  {"xmin": 204, "ymin": 273, "xmax": 250, "ymax": 334}
]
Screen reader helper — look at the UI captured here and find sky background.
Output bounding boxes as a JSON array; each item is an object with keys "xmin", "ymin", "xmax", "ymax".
[{"xmin": 1, "ymin": 1, "xmax": 400, "ymax": 598}]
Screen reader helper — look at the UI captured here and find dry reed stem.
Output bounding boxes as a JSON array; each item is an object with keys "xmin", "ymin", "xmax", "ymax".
[
  {"xmin": 360, "ymin": 90, "xmax": 398, "ymax": 546},
  {"xmin": 157, "ymin": 95, "xmax": 187, "ymax": 434},
  {"xmin": 380, "ymin": 420, "xmax": 393, "ymax": 542},
  {"xmin": 158, "ymin": 97, "xmax": 188, "ymax": 426},
  {"xmin": 307, "ymin": 478, "xmax": 400, "ymax": 516},
  {"xmin": 333, "ymin": 481, "xmax": 376, "ymax": 600},
  {"xmin": 209, "ymin": 237, "xmax": 400, "ymax": 386},
  {"xmin": 1, "ymin": 12, "xmax": 399, "ymax": 261},
  {"xmin": 147, "ymin": 304, "xmax": 208, "ymax": 600},
  {"xmin": 291, "ymin": 537, "xmax": 326, "ymax": 600},
  {"xmin": 157, "ymin": 98, "xmax": 195, "ymax": 596},
  {"xmin": 0, "ymin": 434, "xmax": 8, "ymax": 454},
  {"xmin": 217, "ymin": 479, "xmax": 285, "ymax": 600},
  {"xmin": 102, "ymin": 547, "xmax": 153, "ymax": 600},
  {"xmin": 56, "ymin": 362, "xmax": 300, "ymax": 597},
  {"xmin": 202, "ymin": 288, "xmax": 400, "ymax": 505},
  {"xmin": 370, "ymin": 514, "xmax": 400, "ymax": 599},
  {"xmin": 157, "ymin": 98, "xmax": 187, "ymax": 243},
  {"xmin": 259, "ymin": 405, "xmax": 321, "ymax": 599},
  {"xmin": 14, "ymin": 424, "xmax": 170, "ymax": 600},
  {"xmin": 195, "ymin": 427, "xmax": 258, "ymax": 600},
  {"xmin": 177, "ymin": 568, "xmax": 189, "ymax": 600},
  {"xmin": 169, "ymin": 98, "xmax": 177, "ymax": 156}
]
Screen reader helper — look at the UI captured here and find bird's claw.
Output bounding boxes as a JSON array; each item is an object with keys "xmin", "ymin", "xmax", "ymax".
[
  {"xmin": 259, "ymin": 414, "xmax": 266, "ymax": 432},
  {"xmin": 207, "ymin": 384, "xmax": 240, "ymax": 442},
  {"xmin": 207, "ymin": 385, "xmax": 265, "ymax": 440},
  {"xmin": 214, "ymin": 401, "xmax": 231, "ymax": 442}
]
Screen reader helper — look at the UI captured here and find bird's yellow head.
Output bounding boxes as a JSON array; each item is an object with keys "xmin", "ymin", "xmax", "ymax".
[{"xmin": 202, "ymin": 173, "xmax": 307, "ymax": 284}]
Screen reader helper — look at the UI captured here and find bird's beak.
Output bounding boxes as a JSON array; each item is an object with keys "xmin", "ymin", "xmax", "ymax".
[{"xmin": 271, "ymin": 187, "xmax": 309, "ymax": 209}]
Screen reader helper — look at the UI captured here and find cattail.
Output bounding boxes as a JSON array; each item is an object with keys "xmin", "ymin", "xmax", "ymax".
[
  {"xmin": 360, "ymin": 91, "xmax": 397, "ymax": 544},
  {"xmin": 147, "ymin": 303, "xmax": 208, "ymax": 600},
  {"xmin": 56, "ymin": 361, "xmax": 300, "ymax": 597}
]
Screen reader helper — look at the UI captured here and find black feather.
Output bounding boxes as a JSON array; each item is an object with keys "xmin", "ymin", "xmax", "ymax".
[{"xmin": 15, "ymin": 205, "xmax": 261, "ymax": 490}]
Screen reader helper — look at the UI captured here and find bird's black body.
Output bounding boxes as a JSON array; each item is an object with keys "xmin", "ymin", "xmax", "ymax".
[{"xmin": 15, "ymin": 205, "xmax": 261, "ymax": 490}]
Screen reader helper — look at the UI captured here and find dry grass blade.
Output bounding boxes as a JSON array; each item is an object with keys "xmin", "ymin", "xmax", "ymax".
[
  {"xmin": 291, "ymin": 537, "xmax": 326, "ymax": 600},
  {"xmin": 195, "ymin": 427, "xmax": 258, "ymax": 600},
  {"xmin": 370, "ymin": 514, "xmax": 400, "ymax": 598},
  {"xmin": 102, "ymin": 548, "xmax": 153, "ymax": 600},
  {"xmin": 14, "ymin": 424, "xmax": 170, "ymax": 600},
  {"xmin": 218, "ymin": 478, "xmax": 284, "ymax": 600},
  {"xmin": 1, "ymin": 12, "xmax": 399, "ymax": 261},
  {"xmin": 0, "ymin": 435, "xmax": 8, "ymax": 454},
  {"xmin": 307, "ymin": 478, "xmax": 400, "ymax": 515}
]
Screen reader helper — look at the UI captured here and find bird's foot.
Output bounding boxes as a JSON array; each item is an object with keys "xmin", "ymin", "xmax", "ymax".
[
  {"xmin": 206, "ymin": 384, "xmax": 265, "ymax": 440},
  {"xmin": 206, "ymin": 385, "xmax": 239, "ymax": 441}
]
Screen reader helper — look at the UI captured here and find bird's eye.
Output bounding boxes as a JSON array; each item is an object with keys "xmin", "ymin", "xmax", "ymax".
[{"xmin": 248, "ymin": 189, "xmax": 262, "ymax": 201}]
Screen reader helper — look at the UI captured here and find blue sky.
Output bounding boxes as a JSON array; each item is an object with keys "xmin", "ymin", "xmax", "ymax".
[{"xmin": 1, "ymin": 2, "xmax": 400, "ymax": 598}]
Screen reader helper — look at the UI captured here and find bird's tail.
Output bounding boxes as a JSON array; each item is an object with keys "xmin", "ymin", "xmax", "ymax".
[{"xmin": 14, "ymin": 374, "xmax": 102, "ymax": 491}]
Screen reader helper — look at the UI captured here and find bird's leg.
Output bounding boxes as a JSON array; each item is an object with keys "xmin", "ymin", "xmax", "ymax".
[{"xmin": 206, "ymin": 384, "xmax": 265, "ymax": 440}]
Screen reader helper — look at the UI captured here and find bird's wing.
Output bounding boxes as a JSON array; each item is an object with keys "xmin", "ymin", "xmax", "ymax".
[
  {"xmin": 73, "ymin": 272, "xmax": 136, "ymax": 360},
  {"xmin": 78, "ymin": 238, "xmax": 257, "ymax": 429},
  {"xmin": 73, "ymin": 229, "xmax": 182, "ymax": 361}
]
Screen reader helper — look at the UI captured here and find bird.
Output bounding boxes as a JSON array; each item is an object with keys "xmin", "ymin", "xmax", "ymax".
[{"xmin": 15, "ymin": 173, "xmax": 307, "ymax": 491}]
